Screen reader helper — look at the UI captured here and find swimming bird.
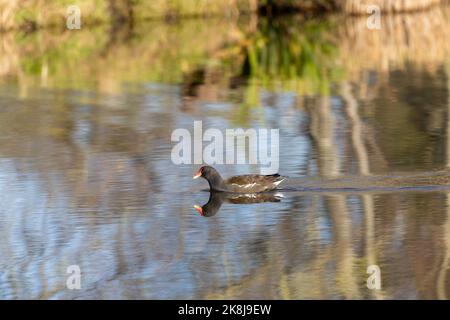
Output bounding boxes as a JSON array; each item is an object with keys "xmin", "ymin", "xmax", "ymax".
[{"xmin": 193, "ymin": 166, "xmax": 285, "ymax": 193}]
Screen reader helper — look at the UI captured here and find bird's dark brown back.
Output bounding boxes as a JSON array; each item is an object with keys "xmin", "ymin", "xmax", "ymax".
[{"xmin": 225, "ymin": 174, "xmax": 285, "ymax": 192}]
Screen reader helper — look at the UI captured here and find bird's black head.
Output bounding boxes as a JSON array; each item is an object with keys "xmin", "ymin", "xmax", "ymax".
[
  {"xmin": 193, "ymin": 166, "xmax": 218, "ymax": 181},
  {"xmin": 193, "ymin": 166, "xmax": 225, "ymax": 191}
]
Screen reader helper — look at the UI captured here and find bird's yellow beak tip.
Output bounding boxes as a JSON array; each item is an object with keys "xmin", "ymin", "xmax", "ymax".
[
  {"xmin": 193, "ymin": 172, "xmax": 201, "ymax": 179},
  {"xmin": 193, "ymin": 205, "xmax": 203, "ymax": 215}
]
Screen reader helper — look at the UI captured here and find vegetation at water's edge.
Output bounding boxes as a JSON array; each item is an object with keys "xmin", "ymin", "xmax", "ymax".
[
  {"xmin": 1, "ymin": 16, "xmax": 344, "ymax": 97},
  {"xmin": 2, "ymin": 5, "xmax": 448, "ymax": 94},
  {"xmin": 0, "ymin": 0, "xmax": 446, "ymax": 31}
]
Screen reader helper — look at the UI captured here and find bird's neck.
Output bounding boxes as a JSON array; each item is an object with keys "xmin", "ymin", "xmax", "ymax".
[{"xmin": 207, "ymin": 174, "xmax": 227, "ymax": 191}]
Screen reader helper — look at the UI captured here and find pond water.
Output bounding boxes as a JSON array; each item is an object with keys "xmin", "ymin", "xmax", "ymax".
[{"xmin": 0, "ymin": 8, "xmax": 449, "ymax": 299}]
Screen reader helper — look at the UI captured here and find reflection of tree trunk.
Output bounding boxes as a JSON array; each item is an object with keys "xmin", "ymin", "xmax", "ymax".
[
  {"xmin": 309, "ymin": 96, "xmax": 340, "ymax": 178},
  {"xmin": 341, "ymin": 82, "xmax": 384, "ymax": 299},
  {"xmin": 308, "ymin": 95, "xmax": 359, "ymax": 298},
  {"xmin": 446, "ymin": 61, "xmax": 450, "ymax": 170},
  {"xmin": 327, "ymin": 195, "xmax": 360, "ymax": 298},
  {"xmin": 341, "ymin": 82, "xmax": 369, "ymax": 175},
  {"xmin": 437, "ymin": 61, "xmax": 450, "ymax": 299},
  {"xmin": 439, "ymin": 193, "xmax": 450, "ymax": 299}
]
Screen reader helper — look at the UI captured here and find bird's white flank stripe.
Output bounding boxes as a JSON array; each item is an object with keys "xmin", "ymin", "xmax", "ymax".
[{"xmin": 273, "ymin": 178, "xmax": 285, "ymax": 186}]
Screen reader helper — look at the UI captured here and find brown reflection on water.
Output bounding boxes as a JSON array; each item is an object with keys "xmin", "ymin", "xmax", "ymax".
[{"xmin": 0, "ymin": 7, "xmax": 449, "ymax": 299}]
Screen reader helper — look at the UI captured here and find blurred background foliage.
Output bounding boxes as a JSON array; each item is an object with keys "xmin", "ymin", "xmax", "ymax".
[
  {"xmin": 1, "ymin": 15, "xmax": 343, "ymax": 95},
  {"xmin": 0, "ymin": 1, "xmax": 448, "ymax": 125},
  {"xmin": 242, "ymin": 17, "xmax": 342, "ymax": 95},
  {"xmin": 0, "ymin": 0, "xmax": 446, "ymax": 31}
]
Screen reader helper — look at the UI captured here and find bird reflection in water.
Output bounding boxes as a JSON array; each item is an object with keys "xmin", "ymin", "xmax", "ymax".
[{"xmin": 193, "ymin": 192, "xmax": 284, "ymax": 217}]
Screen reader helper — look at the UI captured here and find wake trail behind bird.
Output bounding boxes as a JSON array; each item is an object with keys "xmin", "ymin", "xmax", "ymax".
[{"xmin": 280, "ymin": 170, "xmax": 450, "ymax": 194}]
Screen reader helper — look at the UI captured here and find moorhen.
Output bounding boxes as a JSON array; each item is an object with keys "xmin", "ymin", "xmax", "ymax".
[
  {"xmin": 194, "ymin": 191, "xmax": 284, "ymax": 217},
  {"xmin": 193, "ymin": 166, "xmax": 286, "ymax": 193}
]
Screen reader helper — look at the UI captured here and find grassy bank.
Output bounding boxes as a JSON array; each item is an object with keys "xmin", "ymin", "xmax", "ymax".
[
  {"xmin": 0, "ymin": 0, "xmax": 257, "ymax": 31},
  {"xmin": 0, "ymin": 0, "xmax": 446, "ymax": 31}
]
